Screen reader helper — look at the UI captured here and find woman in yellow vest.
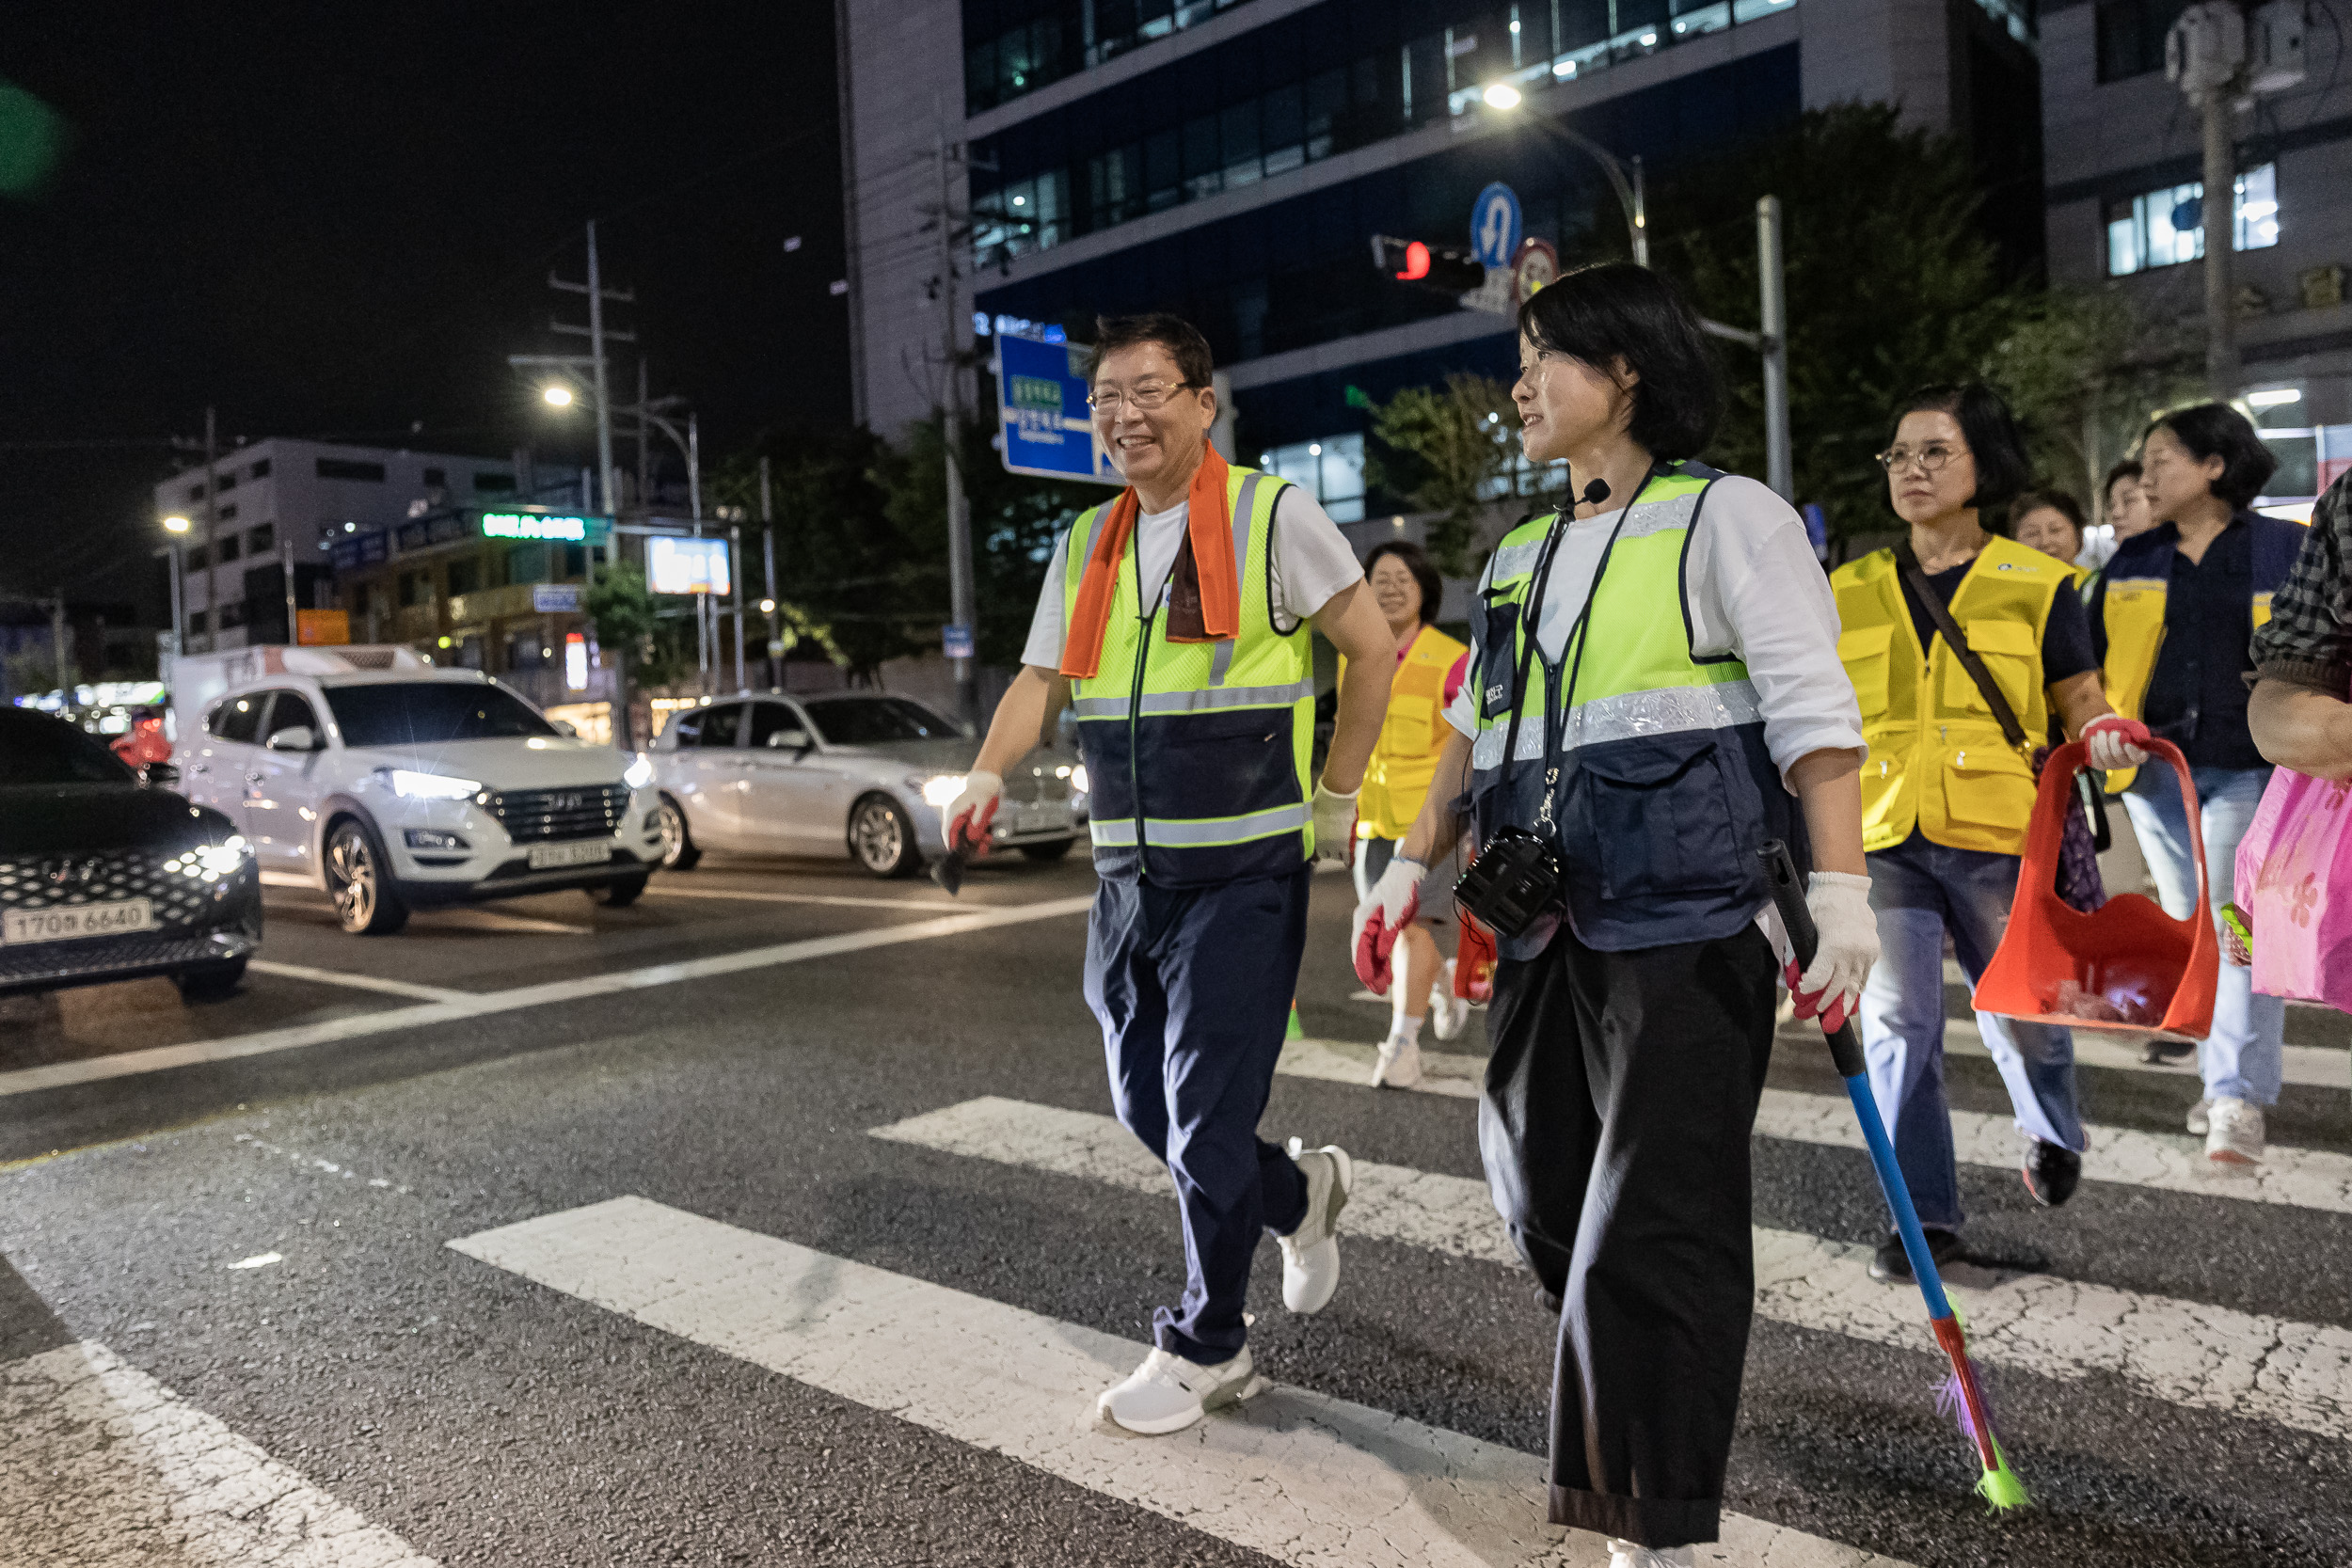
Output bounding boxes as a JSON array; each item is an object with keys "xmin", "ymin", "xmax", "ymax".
[
  {"xmin": 1828, "ymin": 384, "xmax": 2141, "ymax": 1285},
  {"xmin": 1343, "ymin": 540, "xmax": 1470, "ymax": 1088}
]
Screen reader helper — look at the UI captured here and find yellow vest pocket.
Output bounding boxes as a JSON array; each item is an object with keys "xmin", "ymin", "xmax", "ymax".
[
  {"xmin": 1943, "ymin": 618, "xmax": 2038, "ymax": 718},
  {"xmin": 1837, "ymin": 625, "xmax": 1896, "ymax": 718},
  {"xmin": 1941, "ymin": 744, "xmax": 2036, "ymax": 832}
]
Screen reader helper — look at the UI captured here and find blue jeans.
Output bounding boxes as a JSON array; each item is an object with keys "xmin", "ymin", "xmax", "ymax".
[
  {"xmin": 1860, "ymin": 835, "xmax": 2084, "ymax": 1232},
  {"xmin": 2122, "ymin": 766, "xmax": 2285, "ymax": 1106}
]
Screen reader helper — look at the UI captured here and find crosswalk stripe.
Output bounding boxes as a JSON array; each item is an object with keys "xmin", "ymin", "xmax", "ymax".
[
  {"xmin": 0, "ymin": 895, "xmax": 1094, "ymax": 1099},
  {"xmin": 871, "ymin": 1096, "xmax": 2352, "ymax": 1444},
  {"xmin": 1276, "ymin": 1037, "xmax": 2352, "ymax": 1215},
  {"xmin": 450, "ymin": 1196, "xmax": 1909, "ymax": 1568},
  {"xmin": 0, "ymin": 1339, "xmax": 437, "ymax": 1566},
  {"xmin": 247, "ymin": 958, "xmax": 473, "ymax": 1004}
]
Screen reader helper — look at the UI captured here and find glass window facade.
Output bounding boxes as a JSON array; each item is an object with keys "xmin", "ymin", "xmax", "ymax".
[
  {"xmin": 965, "ymin": 0, "xmax": 1260, "ymax": 115},
  {"xmin": 2104, "ymin": 164, "xmax": 2278, "ymax": 276},
  {"xmin": 969, "ymin": 0, "xmax": 1802, "ymax": 265},
  {"xmin": 2094, "ymin": 0, "xmax": 2190, "ymax": 82},
  {"xmin": 1258, "ymin": 434, "xmax": 1368, "ymax": 521}
]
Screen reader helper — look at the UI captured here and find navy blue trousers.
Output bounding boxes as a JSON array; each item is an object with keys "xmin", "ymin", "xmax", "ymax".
[{"xmin": 1084, "ymin": 864, "xmax": 1312, "ymax": 1365}]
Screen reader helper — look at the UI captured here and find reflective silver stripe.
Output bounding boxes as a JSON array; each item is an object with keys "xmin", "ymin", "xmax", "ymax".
[
  {"xmin": 1087, "ymin": 801, "xmax": 1310, "ymax": 848},
  {"xmin": 1209, "ymin": 638, "xmax": 1235, "ymax": 687},
  {"xmin": 1470, "ymin": 678, "xmax": 1762, "ymax": 768},
  {"xmin": 1616, "ymin": 488, "xmax": 1702, "ymax": 541},
  {"xmin": 1078, "ymin": 503, "xmax": 1113, "ymax": 576},
  {"xmin": 1071, "ymin": 679, "xmax": 1313, "ymax": 721},
  {"xmin": 1488, "ymin": 536, "xmax": 1548, "ymax": 584}
]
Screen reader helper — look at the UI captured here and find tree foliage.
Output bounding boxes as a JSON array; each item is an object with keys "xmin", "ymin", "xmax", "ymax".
[
  {"xmin": 1986, "ymin": 286, "xmax": 2202, "ymax": 515},
  {"xmin": 1648, "ymin": 104, "xmax": 2021, "ymax": 549},
  {"xmin": 1361, "ymin": 373, "xmax": 1522, "ymax": 575}
]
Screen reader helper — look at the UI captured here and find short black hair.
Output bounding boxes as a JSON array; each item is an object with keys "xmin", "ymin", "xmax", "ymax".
[
  {"xmin": 2010, "ymin": 487, "xmax": 2087, "ymax": 545},
  {"xmin": 1089, "ymin": 313, "xmax": 1213, "ymax": 390},
  {"xmin": 1517, "ymin": 262, "xmax": 1722, "ymax": 460},
  {"xmin": 2146, "ymin": 403, "xmax": 2279, "ymax": 509},
  {"xmin": 2103, "ymin": 458, "xmax": 2143, "ymax": 497},
  {"xmin": 1886, "ymin": 383, "xmax": 2033, "ymax": 512},
  {"xmin": 1362, "ymin": 540, "xmax": 1443, "ymax": 626}
]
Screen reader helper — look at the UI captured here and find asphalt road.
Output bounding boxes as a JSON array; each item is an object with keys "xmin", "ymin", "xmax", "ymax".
[{"xmin": 3, "ymin": 849, "xmax": 2348, "ymax": 1567}]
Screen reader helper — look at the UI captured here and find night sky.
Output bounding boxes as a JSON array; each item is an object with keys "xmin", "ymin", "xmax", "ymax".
[{"xmin": 1, "ymin": 1, "xmax": 850, "ymax": 617}]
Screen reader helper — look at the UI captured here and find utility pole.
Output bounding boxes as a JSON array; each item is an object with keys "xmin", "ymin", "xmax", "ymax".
[
  {"xmin": 280, "ymin": 537, "xmax": 299, "ymax": 644},
  {"xmin": 760, "ymin": 455, "xmax": 779, "ymax": 691},
  {"xmin": 935, "ymin": 122, "xmax": 979, "ymax": 726},
  {"xmin": 550, "ymin": 221, "xmax": 635, "ymax": 515},
  {"xmin": 51, "ymin": 590, "xmax": 69, "ymax": 696},
  {"xmin": 730, "ymin": 526, "xmax": 747, "ymax": 692},
  {"xmin": 2199, "ymin": 87, "xmax": 2241, "ymax": 397},
  {"xmin": 1757, "ymin": 197, "xmax": 1793, "ymax": 502},
  {"xmin": 200, "ymin": 406, "xmax": 218, "ymax": 652},
  {"xmin": 637, "ymin": 357, "xmax": 651, "ymax": 512},
  {"xmin": 1630, "ymin": 156, "xmax": 1648, "ymax": 268}
]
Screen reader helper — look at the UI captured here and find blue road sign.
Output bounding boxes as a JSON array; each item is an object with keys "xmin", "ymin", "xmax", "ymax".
[
  {"xmin": 996, "ymin": 334, "xmax": 1122, "ymax": 485},
  {"xmin": 1470, "ymin": 182, "xmax": 1522, "ymax": 270},
  {"xmin": 942, "ymin": 624, "xmax": 976, "ymax": 659}
]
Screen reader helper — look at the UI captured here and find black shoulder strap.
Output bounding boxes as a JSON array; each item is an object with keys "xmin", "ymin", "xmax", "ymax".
[{"xmin": 1894, "ymin": 538, "xmax": 2029, "ymax": 753}]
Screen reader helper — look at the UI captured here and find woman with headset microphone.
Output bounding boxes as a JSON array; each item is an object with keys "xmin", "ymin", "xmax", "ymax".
[{"xmin": 1356, "ymin": 263, "xmax": 1875, "ymax": 1568}]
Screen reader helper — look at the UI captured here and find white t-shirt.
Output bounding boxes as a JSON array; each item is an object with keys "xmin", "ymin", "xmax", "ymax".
[
  {"xmin": 1021, "ymin": 483, "xmax": 1365, "ymax": 670},
  {"xmin": 1441, "ymin": 473, "xmax": 1865, "ymax": 785}
]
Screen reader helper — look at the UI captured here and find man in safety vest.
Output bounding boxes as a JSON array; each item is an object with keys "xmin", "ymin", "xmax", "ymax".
[{"xmin": 946, "ymin": 312, "xmax": 1398, "ymax": 1436}]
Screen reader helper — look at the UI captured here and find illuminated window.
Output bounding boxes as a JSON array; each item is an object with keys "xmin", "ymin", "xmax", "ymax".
[
  {"xmin": 2106, "ymin": 165, "xmax": 2278, "ymax": 276},
  {"xmin": 1258, "ymin": 434, "xmax": 1366, "ymax": 523}
]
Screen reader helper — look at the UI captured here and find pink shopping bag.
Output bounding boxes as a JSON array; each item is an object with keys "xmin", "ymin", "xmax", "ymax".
[{"xmin": 2235, "ymin": 764, "xmax": 2352, "ymax": 1010}]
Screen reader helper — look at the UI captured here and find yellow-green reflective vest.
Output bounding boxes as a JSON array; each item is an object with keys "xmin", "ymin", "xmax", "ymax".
[
  {"xmin": 1466, "ymin": 461, "xmax": 1803, "ymax": 955},
  {"xmin": 1061, "ymin": 466, "xmax": 1315, "ymax": 887}
]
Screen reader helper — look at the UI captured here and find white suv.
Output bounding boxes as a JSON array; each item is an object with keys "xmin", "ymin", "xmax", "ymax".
[{"xmin": 181, "ymin": 660, "xmax": 662, "ymax": 934}]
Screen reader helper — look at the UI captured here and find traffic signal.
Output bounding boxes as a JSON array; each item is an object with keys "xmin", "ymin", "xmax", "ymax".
[{"xmin": 1370, "ymin": 234, "xmax": 1486, "ymax": 293}]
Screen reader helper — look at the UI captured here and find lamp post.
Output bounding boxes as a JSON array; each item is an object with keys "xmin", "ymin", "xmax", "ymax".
[{"xmin": 162, "ymin": 515, "xmax": 191, "ymax": 669}]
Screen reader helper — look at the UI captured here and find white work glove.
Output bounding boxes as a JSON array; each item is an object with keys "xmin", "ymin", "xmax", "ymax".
[
  {"xmin": 2081, "ymin": 714, "xmax": 2151, "ymax": 771},
  {"xmin": 944, "ymin": 769, "xmax": 1003, "ymax": 857},
  {"xmin": 1311, "ymin": 783, "xmax": 1359, "ymax": 866},
  {"xmin": 1351, "ymin": 855, "xmax": 1424, "ymax": 993},
  {"xmin": 1785, "ymin": 871, "xmax": 1878, "ymax": 1036}
]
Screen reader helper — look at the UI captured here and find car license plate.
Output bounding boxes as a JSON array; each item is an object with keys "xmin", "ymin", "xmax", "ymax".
[
  {"xmin": 529, "ymin": 840, "xmax": 612, "ymax": 871},
  {"xmin": 3, "ymin": 899, "xmax": 154, "ymax": 945},
  {"xmin": 1015, "ymin": 805, "xmax": 1066, "ymax": 835}
]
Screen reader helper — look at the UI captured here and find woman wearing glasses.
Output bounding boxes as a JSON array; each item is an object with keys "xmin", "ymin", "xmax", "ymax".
[
  {"xmin": 1361, "ymin": 263, "xmax": 1876, "ymax": 1568},
  {"xmin": 1827, "ymin": 384, "xmax": 2138, "ymax": 1284}
]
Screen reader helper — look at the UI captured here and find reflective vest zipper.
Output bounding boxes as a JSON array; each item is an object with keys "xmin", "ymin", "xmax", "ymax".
[{"xmin": 1129, "ymin": 606, "xmax": 1154, "ymax": 868}]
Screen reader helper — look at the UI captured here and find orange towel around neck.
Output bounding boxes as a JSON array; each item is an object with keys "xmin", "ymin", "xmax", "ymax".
[{"xmin": 1059, "ymin": 444, "xmax": 1239, "ymax": 680}]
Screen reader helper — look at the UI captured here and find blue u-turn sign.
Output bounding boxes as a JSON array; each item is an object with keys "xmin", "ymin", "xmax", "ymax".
[{"xmin": 1470, "ymin": 182, "xmax": 1522, "ymax": 270}]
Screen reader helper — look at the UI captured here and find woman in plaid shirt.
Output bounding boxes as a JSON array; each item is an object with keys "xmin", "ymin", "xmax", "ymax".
[{"xmin": 2249, "ymin": 469, "xmax": 2352, "ymax": 780}]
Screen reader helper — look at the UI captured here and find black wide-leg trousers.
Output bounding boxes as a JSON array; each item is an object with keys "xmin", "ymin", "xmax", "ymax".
[{"xmin": 1478, "ymin": 916, "xmax": 1777, "ymax": 1549}]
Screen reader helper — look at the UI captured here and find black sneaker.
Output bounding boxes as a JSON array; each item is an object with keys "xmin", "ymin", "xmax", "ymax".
[
  {"xmin": 1867, "ymin": 1227, "xmax": 1963, "ymax": 1283},
  {"xmin": 2023, "ymin": 1138, "xmax": 2083, "ymax": 1209},
  {"xmin": 2141, "ymin": 1037, "xmax": 2195, "ymax": 1065}
]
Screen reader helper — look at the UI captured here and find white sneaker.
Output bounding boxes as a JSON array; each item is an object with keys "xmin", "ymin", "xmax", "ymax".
[
  {"xmin": 2204, "ymin": 1097, "xmax": 2265, "ymax": 1165},
  {"xmin": 1277, "ymin": 1140, "xmax": 1353, "ymax": 1313},
  {"xmin": 1371, "ymin": 1036, "xmax": 1422, "ymax": 1089},
  {"xmin": 1608, "ymin": 1541, "xmax": 1694, "ymax": 1568},
  {"xmin": 2185, "ymin": 1098, "xmax": 2210, "ymax": 1136},
  {"xmin": 1096, "ymin": 1345, "xmax": 1263, "ymax": 1434},
  {"xmin": 1429, "ymin": 966, "xmax": 1470, "ymax": 1040}
]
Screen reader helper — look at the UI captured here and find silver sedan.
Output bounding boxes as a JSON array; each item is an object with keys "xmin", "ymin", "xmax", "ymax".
[{"xmin": 644, "ymin": 692, "xmax": 1087, "ymax": 879}]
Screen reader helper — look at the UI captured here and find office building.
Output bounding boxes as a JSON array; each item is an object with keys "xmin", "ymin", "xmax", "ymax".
[
  {"xmin": 838, "ymin": 0, "xmax": 2040, "ymax": 521},
  {"xmin": 2040, "ymin": 0, "xmax": 2351, "ymax": 507},
  {"xmin": 151, "ymin": 438, "xmax": 532, "ymax": 651}
]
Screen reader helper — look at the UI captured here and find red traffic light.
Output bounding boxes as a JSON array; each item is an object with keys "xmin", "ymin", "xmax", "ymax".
[{"xmin": 1397, "ymin": 241, "xmax": 1431, "ymax": 281}]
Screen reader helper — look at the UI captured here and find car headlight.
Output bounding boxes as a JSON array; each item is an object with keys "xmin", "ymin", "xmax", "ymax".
[
  {"xmin": 1071, "ymin": 764, "xmax": 1089, "ymax": 796},
  {"xmin": 623, "ymin": 753, "xmax": 655, "ymax": 790},
  {"xmin": 165, "ymin": 836, "xmax": 253, "ymax": 881},
  {"xmin": 917, "ymin": 773, "xmax": 965, "ymax": 807},
  {"xmin": 379, "ymin": 768, "xmax": 482, "ymax": 800}
]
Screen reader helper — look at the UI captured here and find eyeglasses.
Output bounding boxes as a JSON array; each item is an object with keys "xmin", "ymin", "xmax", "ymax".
[
  {"xmin": 1087, "ymin": 381, "xmax": 1200, "ymax": 415},
  {"xmin": 1875, "ymin": 442, "xmax": 1964, "ymax": 474}
]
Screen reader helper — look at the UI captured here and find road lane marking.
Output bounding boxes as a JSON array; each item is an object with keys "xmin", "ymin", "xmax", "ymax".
[
  {"xmin": 449, "ymin": 1196, "xmax": 1907, "ymax": 1568},
  {"xmin": 1276, "ymin": 1037, "xmax": 2352, "ymax": 1215},
  {"xmin": 643, "ymin": 884, "xmax": 967, "ymax": 911},
  {"xmin": 0, "ymin": 895, "xmax": 1094, "ymax": 1099},
  {"xmin": 1936, "ymin": 1012, "xmax": 2348, "ymax": 1091},
  {"xmin": 0, "ymin": 1339, "xmax": 439, "ymax": 1566},
  {"xmin": 247, "ymin": 959, "xmax": 473, "ymax": 1005},
  {"xmin": 871, "ymin": 1096, "xmax": 2352, "ymax": 1443}
]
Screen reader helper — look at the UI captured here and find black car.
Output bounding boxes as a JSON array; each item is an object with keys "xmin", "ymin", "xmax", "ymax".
[{"xmin": 0, "ymin": 707, "xmax": 262, "ymax": 1002}]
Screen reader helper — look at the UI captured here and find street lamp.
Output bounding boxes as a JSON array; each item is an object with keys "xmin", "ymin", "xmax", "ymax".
[
  {"xmin": 542, "ymin": 384, "xmax": 575, "ymax": 407},
  {"xmin": 161, "ymin": 516, "xmax": 191, "ymax": 668}
]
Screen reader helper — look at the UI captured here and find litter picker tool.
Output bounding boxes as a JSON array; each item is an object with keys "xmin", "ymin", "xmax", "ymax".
[{"xmin": 1761, "ymin": 840, "xmax": 2029, "ymax": 1513}]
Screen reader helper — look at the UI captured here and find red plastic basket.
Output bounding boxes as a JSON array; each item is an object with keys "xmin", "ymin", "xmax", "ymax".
[{"xmin": 1973, "ymin": 737, "xmax": 2219, "ymax": 1043}]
